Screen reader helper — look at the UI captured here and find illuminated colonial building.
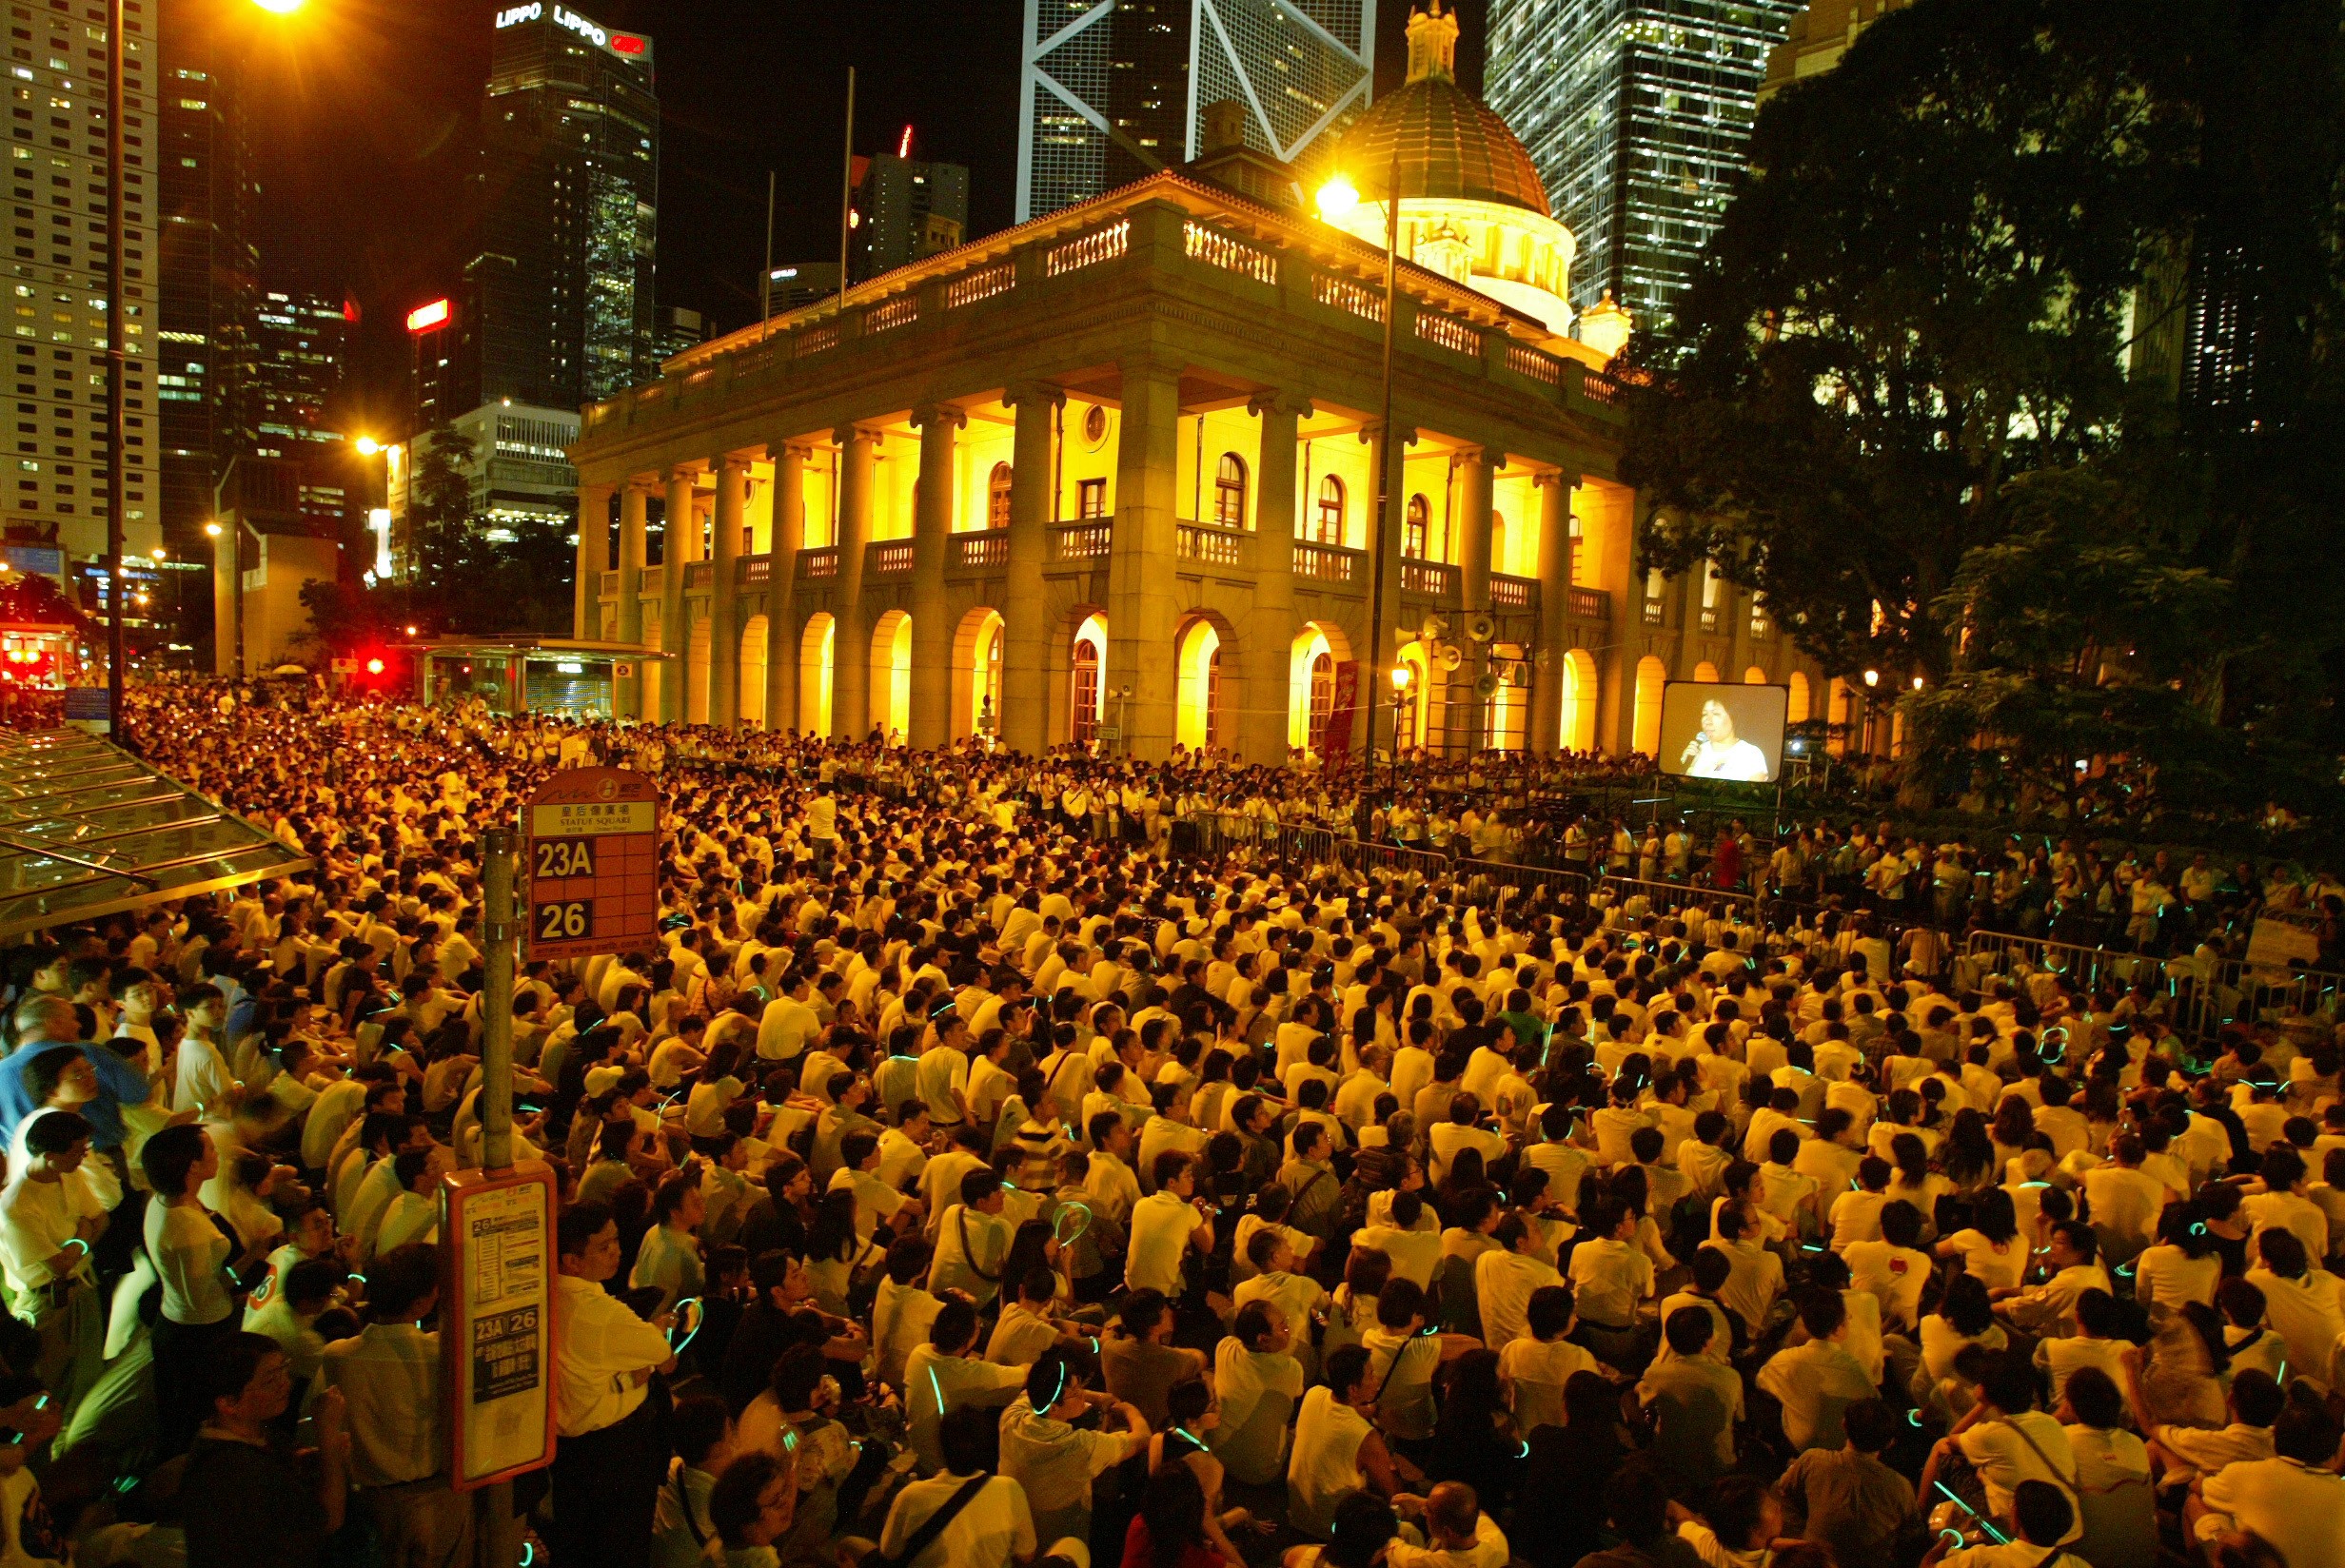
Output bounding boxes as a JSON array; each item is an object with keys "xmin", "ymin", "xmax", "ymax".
[{"xmin": 569, "ymin": 9, "xmax": 1823, "ymax": 762}]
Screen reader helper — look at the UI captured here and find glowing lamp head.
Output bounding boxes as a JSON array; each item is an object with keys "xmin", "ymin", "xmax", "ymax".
[
  {"xmin": 365, "ymin": 657, "xmax": 385, "ymax": 676},
  {"xmin": 404, "ymin": 624, "xmax": 419, "ymax": 637},
  {"xmin": 203, "ymin": 521, "xmax": 223, "ymax": 539},
  {"xmin": 354, "ymin": 436, "xmax": 381, "ymax": 456},
  {"xmin": 148, "ymin": 546, "xmax": 165, "ymax": 560},
  {"xmin": 1315, "ymin": 174, "xmax": 1361, "ymax": 224},
  {"xmin": 249, "ymin": 0, "xmax": 304, "ymax": 12},
  {"xmin": 1862, "ymin": 669, "xmax": 1880, "ymax": 687},
  {"xmin": 1912, "ymin": 675, "xmax": 1925, "ymax": 691},
  {"xmin": 1390, "ymin": 663, "xmax": 1413, "ymax": 692}
]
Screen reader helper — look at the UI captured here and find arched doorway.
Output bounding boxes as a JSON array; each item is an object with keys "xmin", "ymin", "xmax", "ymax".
[
  {"xmin": 1560, "ymin": 647, "xmax": 1598, "ymax": 753},
  {"xmin": 1289, "ymin": 620, "xmax": 1352, "ymax": 757},
  {"xmin": 1485, "ymin": 653, "xmax": 1526, "ymax": 753},
  {"xmin": 869, "ymin": 610, "xmax": 911, "ymax": 744},
  {"xmin": 953, "ymin": 607, "xmax": 1006, "ymax": 741},
  {"xmin": 1070, "ymin": 613, "xmax": 1106, "ymax": 748},
  {"xmin": 1633, "ymin": 655, "xmax": 1666, "ymax": 756},
  {"xmin": 1692, "ymin": 660, "xmax": 1721, "ymax": 683},
  {"xmin": 798, "ymin": 613, "xmax": 835, "ymax": 735},
  {"xmin": 1213, "ymin": 454, "xmax": 1247, "ymax": 528},
  {"xmin": 1828, "ymin": 676, "xmax": 1854, "ymax": 756},
  {"xmin": 1787, "ymin": 670, "xmax": 1812, "ymax": 722},
  {"xmin": 1744, "ymin": 665, "xmax": 1767, "ymax": 685},
  {"xmin": 1395, "ymin": 640, "xmax": 1432, "ymax": 754},
  {"xmin": 988, "ymin": 462, "xmax": 1013, "ymax": 529},
  {"xmin": 686, "ymin": 612, "xmax": 713, "ymax": 725},
  {"xmin": 1174, "ymin": 617, "xmax": 1225, "ymax": 752},
  {"xmin": 739, "ymin": 614, "xmax": 769, "ymax": 728}
]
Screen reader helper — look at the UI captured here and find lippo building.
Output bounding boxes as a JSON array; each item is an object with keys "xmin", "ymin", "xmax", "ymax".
[{"xmin": 567, "ymin": 10, "xmax": 1825, "ymax": 763}]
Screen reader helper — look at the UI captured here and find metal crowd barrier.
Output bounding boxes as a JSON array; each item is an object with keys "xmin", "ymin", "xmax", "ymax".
[{"xmin": 1958, "ymin": 929, "xmax": 2345, "ymax": 1045}]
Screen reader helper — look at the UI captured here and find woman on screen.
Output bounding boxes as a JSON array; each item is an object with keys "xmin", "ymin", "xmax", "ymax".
[{"xmin": 1682, "ymin": 699, "xmax": 1772, "ymax": 781}]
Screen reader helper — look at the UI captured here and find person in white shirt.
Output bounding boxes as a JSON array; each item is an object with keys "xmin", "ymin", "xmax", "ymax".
[
  {"xmin": 1921, "ymin": 1480, "xmax": 2091, "ymax": 1568},
  {"xmin": 1125, "ymin": 1150, "xmax": 1212, "ymax": 1297},
  {"xmin": 995, "ymin": 1346, "xmax": 1151, "ymax": 1545},
  {"xmin": 0, "ymin": 1109, "xmax": 110, "ymax": 1426},
  {"xmin": 1288, "ymin": 1344, "xmax": 1408, "ymax": 1539},
  {"xmin": 550, "ymin": 1202, "xmax": 679, "ymax": 1568},
  {"xmin": 1389, "ymin": 1482, "xmax": 1509, "ymax": 1568},
  {"xmin": 1922, "ymin": 1351, "xmax": 2082, "ymax": 1546},
  {"xmin": 320, "ymin": 1242, "xmax": 470, "ymax": 1565},
  {"xmin": 1566, "ymin": 1199, "xmax": 1655, "ymax": 1366},
  {"xmin": 2242, "ymin": 1225, "xmax": 2345, "ymax": 1387},
  {"xmin": 878, "ymin": 1404, "xmax": 1038, "ymax": 1568},
  {"xmin": 1757, "ymin": 1289, "xmax": 1877, "ymax": 1453}
]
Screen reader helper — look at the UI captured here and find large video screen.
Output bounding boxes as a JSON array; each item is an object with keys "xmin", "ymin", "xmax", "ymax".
[{"xmin": 1659, "ymin": 681, "xmax": 1788, "ymax": 783}]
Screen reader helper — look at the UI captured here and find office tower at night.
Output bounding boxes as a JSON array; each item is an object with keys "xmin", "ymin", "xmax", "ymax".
[
  {"xmin": 849, "ymin": 139, "xmax": 969, "ymax": 282},
  {"xmin": 458, "ymin": 3, "xmax": 657, "ymax": 415},
  {"xmin": 1489, "ymin": 0, "xmax": 1801, "ymax": 325},
  {"xmin": 1016, "ymin": 0, "xmax": 1373, "ymax": 221}
]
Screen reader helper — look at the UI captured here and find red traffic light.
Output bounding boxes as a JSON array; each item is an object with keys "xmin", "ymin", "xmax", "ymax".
[{"xmin": 365, "ymin": 657, "xmax": 385, "ymax": 676}]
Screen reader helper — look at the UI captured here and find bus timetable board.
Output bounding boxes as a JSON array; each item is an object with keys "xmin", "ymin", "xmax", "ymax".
[
  {"xmin": 523, "ymin": 767, "xmax": 659, "ymax": 961},
  {"xmin": 442, "ymin": 1161, "xmax": 558, "ymax": 1489}
]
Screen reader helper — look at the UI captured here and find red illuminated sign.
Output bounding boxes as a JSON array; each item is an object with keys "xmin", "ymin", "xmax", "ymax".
[
  {"xmin": 608, "ymin": 32, "xmax": 645, "ymax": 54},
  {"xmin": 405, "ymin": 298, "xmax": 451, "ymax": 334}
]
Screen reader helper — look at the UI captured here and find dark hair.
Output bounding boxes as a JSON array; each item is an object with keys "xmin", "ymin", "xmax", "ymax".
[
  {"xmin": 22, "ymin": 1048, "xmax": 82, "ymax": 1108},
  {"xmin": 2063, "ymin": 1365, "xmax": 2126, "ymax": 1429},
  {"xmin": 140, "ymin": 1123, "xmax": 209, "ymax": 1197},
  {"xmin": 365, "ymin": 1244, "xmax": 439, "ymax": 1319},
  {"xmin": 2012, "ymin": 1480, "xmax": 2074, "ymax": 1546},
  {"xmin": 672, "ymin": 1392, "xmax": 732, "ymax": 1469},
  {"xmin": 1980, "ymin": 1350, "xmax": 2039, "ymax": 1415},
  {"xmin": 706, "ymin": 1451, "xmax": 784, "ymax": 1548},
  {"xmin": 2274, "ymin": 1392, "xmax": 2342, "ymax": 1464},
  {"xmin": 1323, "ymin": 1495, "xmax": 1400, "ymax": 1568},
  {"xmin": 22, "ymin": 1109, "xmax": 90, "ymax": 1156},
  {"xmin": 557, "ymin": 1201, "xmax": 615, "ymax": 1261},
  {"xmin": 1843, "ymin": 1398, "xmax": 1897, "ymax": 1453},
  {"xmin": 1138, "ymin": 1461, "xmax": 1209, "ymax": 1568},
  {"xmin": 939, "ymin": 1401, "xmax": 995, "ymax": 1473},
  {"xmin": 1703, "ymin": 1475, "xmax": 1776, "ymax": 1552},
  {"xmin": 1326, "ymin": 1343, "xmax": 1371, "ymax": 1399},
  {"xmin": 1941, "ymin": 1272, "xmax": 1996, "ymax": 1338},
  {"xmin": 197, "ymin": 1331, "xmax": 287, "ymax": 1419},
  {"xmin": 1664, "ymin": 1304, "xmax": 1713, "ymax": 1356}
]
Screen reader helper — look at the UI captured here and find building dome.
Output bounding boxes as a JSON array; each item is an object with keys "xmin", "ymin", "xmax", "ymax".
[{"xmin": 1329, "ymin": 3, "xmax": 1548, "ymax": 217}]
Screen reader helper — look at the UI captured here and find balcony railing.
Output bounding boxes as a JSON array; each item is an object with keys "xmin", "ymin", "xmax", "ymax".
[
  {"xmin": 1414, "ymin": 312, "xmax": 1482, "ymax": 357},
  {"xmin": 1313, "ymin": 272, "xmax": 1384, "ymax": 324},
  {"xmin": 1045, "ymin": 221, "xmax": 1128, "ymax": 278},
  {"xmin": 1750, "ymin": 612, "xmax": 1773, "ymax": 640},
  {"xmin": 867, "ymin": 540, "xmax": 915, "ymax": 576},
  {"xmin": 1400, "ymin": 559, "xmax": 1458, "ymax": 598},
  {"xmin": 1175, "ymin": 522, "xmax": 1246, "ymax": 569},
  {"xmin": 1489, "ymin": 574, "xmax": 1536, "ymax": 612},
  {"xmin": 1567, "ymin": 586, "xmax": 1610, "ymax": 621},
  {"xmin": 865, "ymin": 294, "xmax": 919, "ymax": 334},
  {"xmin": 599, "ymin": 569, "xmax": 621, "ymax": 597},
  {"xmin": 1504, "ymin": 343, "xmax": 1562, "ymax": 385},
  {"xmin": 1293, "ymin": 540, "xmax": 1360, "ymax": 584},
  {"xmin": 640, "ymin": 564, "xmax": 664, "ymax": 597},
  {"xmin": 797, "ymin": 548, "xmax": 838, "ymax": 580},
  {"xmin": 1184, "ymin": 221, "xmax": 1278, "ymax": 285},
  {"xmin": 946, "ymin": 264, "xmax": 1015, "ymax": 308},
  {"xmin": 1052, "ymin": 520, "xmax": 1112, "ymax": 560},
  {"xmin": 953, "ymin": 530, "xmax": 1009, "ymax": 570},
  {"xmin": 738, "ymin": 555, "xmax": 772, "ymax": 587},
  {"xmin": 682, "ymin": 560, "xmax": 715, "ymax": 591}
]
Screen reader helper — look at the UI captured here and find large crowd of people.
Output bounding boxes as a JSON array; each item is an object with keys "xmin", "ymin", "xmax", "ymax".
[{"xmin": 0, "ymin": 679, "xmax": 2337, "ymax": 1568}]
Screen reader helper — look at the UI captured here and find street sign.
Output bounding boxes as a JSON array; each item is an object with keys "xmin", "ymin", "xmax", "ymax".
[
  {"xmin": 612, "ymin": 660, "xmax": 636, "ymax": 679},
  {"xmin": 329, "ymin": 657, "xmax": 358, "ymax": 675},
  {"xmin": 442, "ymin": 1161, "xmax": 558, "ymax": 1490},
  {"xmin": 522, "ymin": 767, "xmax": 659, "ymax": 960}
]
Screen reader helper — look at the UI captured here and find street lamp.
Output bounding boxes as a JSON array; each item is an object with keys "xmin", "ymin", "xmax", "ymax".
[
  {"xmin": 354, "ymin": 435, "xmax": 381, "ymax": 457},
  {"xmin": 1316, "ymin": 146, "xmax": 1403, "ymax": 831}
]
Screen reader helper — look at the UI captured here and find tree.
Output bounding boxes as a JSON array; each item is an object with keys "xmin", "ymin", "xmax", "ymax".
[
  {"xmin": 1623, "ymin": 0, "xmax": 2345, "ymax": 818},
  {"xmin": 403, "ymin": 418, "xmax": 479, "ymax": 600}
]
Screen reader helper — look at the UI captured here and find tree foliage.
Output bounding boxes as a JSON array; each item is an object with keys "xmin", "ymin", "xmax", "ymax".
[{"xmin": 1622, "ymin": 0, "xmax": 2345, "ymax": 817}]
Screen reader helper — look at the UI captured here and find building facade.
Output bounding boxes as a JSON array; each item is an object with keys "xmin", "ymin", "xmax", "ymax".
[
  {"xmin": 850, "ymin": 147, "xmax": 969, "ymax": 283},
  {"xmin": 1758, "ymin": 0, "xmax": 1912, "ymax": 103},
  {"xmin": 459, "ymin": 3, "xmax": 657, "ymax": 414},
  {"xmin": 3, "ymin": 0, "xmax": 159, "ymax": 557},
  {"xmin": 1489, "ymin": 0, "xmax": 1800, "ymax": 324},
  {"xmin": 156, "ymin": 0, "xmax": 255, "ymax": 555},
  {"xmin": 571, "ymin": 42, "xmax": 1823, "ymax": 762},
  {"xmin": 1018, "ymin": 0, "xmax": 1373, "ymax": 222}
]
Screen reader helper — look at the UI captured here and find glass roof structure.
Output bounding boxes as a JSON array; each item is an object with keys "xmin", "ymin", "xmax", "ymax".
[{"xmin": 0, "ymin": 728, "xmax": 311, "ymax": 937}]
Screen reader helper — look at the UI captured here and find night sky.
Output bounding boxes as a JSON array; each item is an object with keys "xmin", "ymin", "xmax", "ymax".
[{"xmin": 243, "ymin": 0, "xmax": 1488, "ymax": 437}]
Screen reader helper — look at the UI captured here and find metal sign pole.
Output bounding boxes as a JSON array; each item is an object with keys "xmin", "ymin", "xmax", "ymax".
[{"xmin": 477, "ymin": 826, "xmax": 518, "ymax": 1568}]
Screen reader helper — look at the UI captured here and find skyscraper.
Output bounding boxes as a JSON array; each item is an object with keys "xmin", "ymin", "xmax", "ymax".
[
  {"xmin": 156, "ymin": 0, "xmax": 256, "ymax": 555},
  {"xmin": 848, "ymin": 141, "xmax": 969, "ymax": 282},
  {"xmin": 251, "ymin": 284, "xmax": 350, "ymax": 530},
  {"xmin": 2, "ymin": 0, "xmax": 160, "ymax": 557},
  {"xmin": 1017, "ymin": 0, "xmax": 1373, "ymax": 221},
  {"xmin": 455, "ymin": 3, "xmax": 657, "ymax": 416},
  {"xmin": 1488, "ymin": 0, "xmax": 1801, "ymax": 326}
]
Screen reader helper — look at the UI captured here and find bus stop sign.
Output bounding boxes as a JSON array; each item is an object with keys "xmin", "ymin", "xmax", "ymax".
[{"xmin": 522, "ymin": 767, "xmax": 659, "ymax": 960}]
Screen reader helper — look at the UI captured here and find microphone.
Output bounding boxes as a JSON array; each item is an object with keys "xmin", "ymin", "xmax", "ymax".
[{"xmin": 1679, "ymin": 737, "xmax": 1702, "ymax": 766}]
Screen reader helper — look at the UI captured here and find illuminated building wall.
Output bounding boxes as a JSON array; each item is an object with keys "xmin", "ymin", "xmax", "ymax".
[
  {"xmin": 1018, "ymin": 0, "xmax": 1372, "ymax": 221},
  {"xmin": 1488, "ymin": 0, "xmax": 1800, "ymax": 325}
]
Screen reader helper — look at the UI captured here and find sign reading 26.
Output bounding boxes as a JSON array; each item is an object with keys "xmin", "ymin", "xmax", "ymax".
[{"xmin": 534, "ymin": 900, "xmax": 592, "ymax": 942}]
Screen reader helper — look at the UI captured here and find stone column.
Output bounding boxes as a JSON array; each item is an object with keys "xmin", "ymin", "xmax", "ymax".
[
  {"xmin": 1360, "ymin": 421, "xmax": 1414, "ymax": 758},
  {"xmin": 658, "ymin": 467, "xmax": 697, "ymax": 723},
  {"xmin": 709, "ymin": 456, "xmax": 748, "ymax": 728},
  {"xmin": 1529, "ymin": 469, "xmax": 1577, "ymax": 752},
  {"xmin": 1244, "ymin": 390, "xmax": 1308, "ymax": 766},
  {"xmin": 831, "ymin": 424, "xmax": 877, "ymax": 739},
  {"xmin": 615, "ymin": 480, "xmax": 649, "ymax": 719},
  {"xmin": 1000, "ymin": 382, "xmax": 1062, "ymax": 756},
  {"xmin": 1457, "ymin": 446, "xmax": 1494, "ymax": 614},
  {"xmin": 1106, "ymin": 356, "xmax": 1182, "ymax": 759},
  {"xmin": 908, "ymin": 402, "xmax": 964, "ymax": 749},
  {"xmin": 572, "ymin": 482, "xmax": 613, "ymax": 639},
  {"xmin": 766, "ymin": 442, "xmax": 806, "ymax": 733}
]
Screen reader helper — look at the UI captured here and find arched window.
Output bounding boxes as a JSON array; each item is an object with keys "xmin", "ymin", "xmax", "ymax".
[
  {"xmin": 1214, "ymin": 453, "xmax": 1248, "ymax": 528},
  {"xmin": 1490, "ymin": 510, "xmax": 1508, "ymax": 576},
  {"xmin": 1205, "ymin": 648, "xmax": 1222, "ymax": 748},
  {"xmin": 1405, "ymin": 494, "xmax": 1429, "ymax": 559},
  {"xmin": 1315, "ymin": 476, "xmax": 1345, "ymax": 543},
  {"xmin": 1309, "ymin": 652, "xmax": 1334, "ymax": 755},
  {"xmin": 988, "ymin": 461, "xmax": 1013, "ymax": 528},
  {"xmin": 1071, "ymin": 640, "xmax": 1100, "ymax": 748}
]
